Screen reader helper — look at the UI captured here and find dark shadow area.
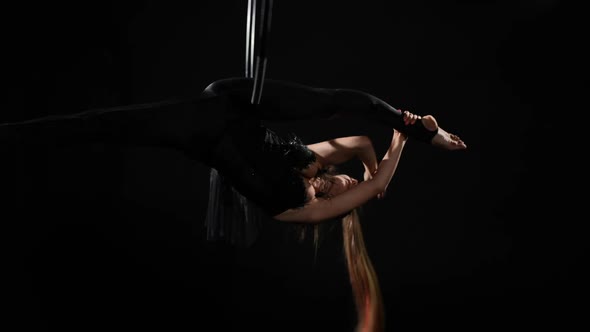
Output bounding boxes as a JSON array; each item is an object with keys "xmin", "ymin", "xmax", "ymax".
[{"xmin": 2, "ymin": 1, "xmax": 585, "ymax": 331}]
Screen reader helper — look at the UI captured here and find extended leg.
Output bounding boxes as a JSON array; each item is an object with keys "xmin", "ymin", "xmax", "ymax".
[
  {"xmin": 0, "ymin": 97, "xmax": 227, "ymax": 157},
  {"xmin": 202, "ymin": 77, "xmax": 439, "ymax": 144}
]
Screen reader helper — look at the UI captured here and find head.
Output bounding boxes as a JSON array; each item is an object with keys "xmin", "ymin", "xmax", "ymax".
[
  {"xmin": 299, "ymin": 160, "xmax": 321, "ymax": 179},
  {"xmin": 309, "ymin": 171, "xmax": 359, "ymax": 199},
  {"xmin": 281, "ymin": 135, "xmax": 317, "ymax": 173}
]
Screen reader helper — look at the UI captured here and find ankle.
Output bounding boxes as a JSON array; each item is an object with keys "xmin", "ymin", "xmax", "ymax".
[{"xmin": 422, "ymin": 115, "xmax": 438, "ymax": 132}]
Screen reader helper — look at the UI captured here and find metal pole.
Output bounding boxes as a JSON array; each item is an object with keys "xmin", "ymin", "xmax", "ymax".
[
  {"xmin": 251, "ymin": 0, "xmax": 273, "ymax": 105},
  {"xmin": 245, "ymin": 0, "xmax": 254, "ymax": 78}
]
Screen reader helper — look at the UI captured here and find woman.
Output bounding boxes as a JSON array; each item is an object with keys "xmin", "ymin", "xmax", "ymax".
[
  {"xmin": 197, "ymin": 78, "xmax": 464, "ymax": 332},
  {"xmin": 198, "ymin": 77, "xmax": 464, "ymax": 223},
  {"xmin": 2, "ymin": 76, "xmax": 466, "ymax": 332},
  {"xmin": 2, "ymin": 77, "xmax": 465, "ymax": 221}
]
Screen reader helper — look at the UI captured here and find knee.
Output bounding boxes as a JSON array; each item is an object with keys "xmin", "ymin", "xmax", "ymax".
[
  {"xmin": 202, "ymin": 77, "xmax": 249, "ymax": 97},
  {"xmin": 202, "ymin": 81, "xmax": 225, "ymax": 97}
]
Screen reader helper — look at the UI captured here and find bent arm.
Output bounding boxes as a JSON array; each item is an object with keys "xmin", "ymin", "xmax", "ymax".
[
  {"xmin": 307, "ymin": 135, "xmax": 378, "ymax": 176},
  {"xmin": 274, "ymin": 130, "xmax": 406, "ymax": 223}
]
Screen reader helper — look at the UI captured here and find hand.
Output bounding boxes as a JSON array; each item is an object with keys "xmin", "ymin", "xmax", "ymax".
[{"xmin": 402, "ymin": 110, "xmax": 421, "ymax": 125}]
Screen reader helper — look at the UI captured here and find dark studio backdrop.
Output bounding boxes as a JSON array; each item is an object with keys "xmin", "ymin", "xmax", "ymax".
[{"xmin": 2, "ymin": 1, "xmax": 586, "ymax": 332}]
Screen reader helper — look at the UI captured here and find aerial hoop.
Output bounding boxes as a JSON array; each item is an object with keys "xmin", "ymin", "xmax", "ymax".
[
  {"xmin": 205, "ymin": 0, "xmax": 275, "ymax": 248},
  {"xmin": 245, "ymin": 0, "xmax": 274, "ymax": 105}
]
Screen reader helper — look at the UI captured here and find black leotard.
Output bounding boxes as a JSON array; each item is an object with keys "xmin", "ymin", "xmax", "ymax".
[{"xmin": 1, "ymin": 77, "xmax": 437, "ymax": 218}]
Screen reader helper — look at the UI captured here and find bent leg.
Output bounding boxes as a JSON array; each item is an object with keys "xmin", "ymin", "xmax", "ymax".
[{"xmin": 202, "ymin": 77, "xmax": 437, "ymax": 143}]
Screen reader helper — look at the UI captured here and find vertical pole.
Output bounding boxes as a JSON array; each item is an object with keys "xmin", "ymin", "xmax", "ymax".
[
  {"xmin": 245, "ymin": 0, "xmax": 254, "ymax": 78},
  {"xmin": 251, "ymin": 0, "xmax": 273, "ymax": 105}
]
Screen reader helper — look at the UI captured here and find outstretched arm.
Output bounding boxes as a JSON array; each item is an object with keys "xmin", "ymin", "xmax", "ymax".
[{"xmin": 274, "ymin": 130, "xmax": 407, "ymax": 223}]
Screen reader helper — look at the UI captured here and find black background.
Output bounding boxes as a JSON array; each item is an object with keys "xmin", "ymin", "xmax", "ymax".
[{"xmin": 3, "ymin": 1, "xmax": 587, "ymax": 331}]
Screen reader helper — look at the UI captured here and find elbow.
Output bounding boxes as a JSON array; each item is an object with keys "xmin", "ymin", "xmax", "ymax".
[
  {"xmin": 355, "ymin": 135, "xmax": 373, "ymax": 151},
  {"xmin": 359, "ymin": 135, "xmax": 373, "ymax": 147}
]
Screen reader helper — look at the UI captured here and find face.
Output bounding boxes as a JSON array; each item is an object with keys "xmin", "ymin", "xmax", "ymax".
[{"xmin": 310, "ymin": 174, "xmax": 358, "ymax": 198}]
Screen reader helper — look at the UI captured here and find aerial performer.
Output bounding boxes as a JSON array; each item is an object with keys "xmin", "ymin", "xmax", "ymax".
[{"xmin": 1, "ymin": 1, "xmax": 466, "ymax": 331}]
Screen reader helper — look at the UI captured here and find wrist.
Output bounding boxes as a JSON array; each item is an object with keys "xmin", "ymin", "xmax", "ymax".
[{"xmin": 392, "ymin": 137, "xmax": 406, "ymax": 147}]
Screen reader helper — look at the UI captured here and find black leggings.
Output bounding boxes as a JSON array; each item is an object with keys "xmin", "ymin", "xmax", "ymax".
[
  {"xmin": 2, "ymin": 77, "xmax": 438, "ymax": 215},
  {"xmin": 202, "ymin": 77, "xmax": 437, "ymax": 142},
  {"xmin": 1, "ymin": 77, "xmax": 436, "ymax": 162}
]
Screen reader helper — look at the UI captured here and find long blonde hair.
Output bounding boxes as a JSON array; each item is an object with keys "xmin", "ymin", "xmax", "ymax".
[
  {"xmin": 342, "ymin": 209, "xmax": 385, "ymax": 332},
  {"xmin": 294, "ymin": 208, "xmax": 385, "ymax": 332},
  {"xmin": 294, "ymin": 167, "xmax": 384, "ymax": 331}
]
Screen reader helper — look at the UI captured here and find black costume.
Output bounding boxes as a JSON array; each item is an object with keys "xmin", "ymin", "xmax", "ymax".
[{"xmin": 1, "ymin": 77, "xmax": 437, "ymax": 246}]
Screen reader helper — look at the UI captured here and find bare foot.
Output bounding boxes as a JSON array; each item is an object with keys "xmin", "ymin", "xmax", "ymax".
[{"xmin": 422, "ymin": 115, "xmax": 467, "ymax": 150}]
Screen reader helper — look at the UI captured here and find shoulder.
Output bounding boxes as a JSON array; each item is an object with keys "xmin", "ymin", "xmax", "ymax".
[
  {"xmin": 273, "ymin": 178, "xmax": 327, "ymax": 223},
  {"xmin": 272, "ymin": 179, "xmax": 317, "ymax": 221}
]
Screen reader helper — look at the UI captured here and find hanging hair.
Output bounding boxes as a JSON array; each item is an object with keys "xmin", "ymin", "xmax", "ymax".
[
  {"xmin": 342, "ymin": 209, "xmax": 385, "ymax": 332},
  {"xmin": 294, "ymin": 210, "xmax": 385, "ymax": 332},
  {"xmin": 287, "ymin": 164, "xmax": 385, "ymax": 331}
]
